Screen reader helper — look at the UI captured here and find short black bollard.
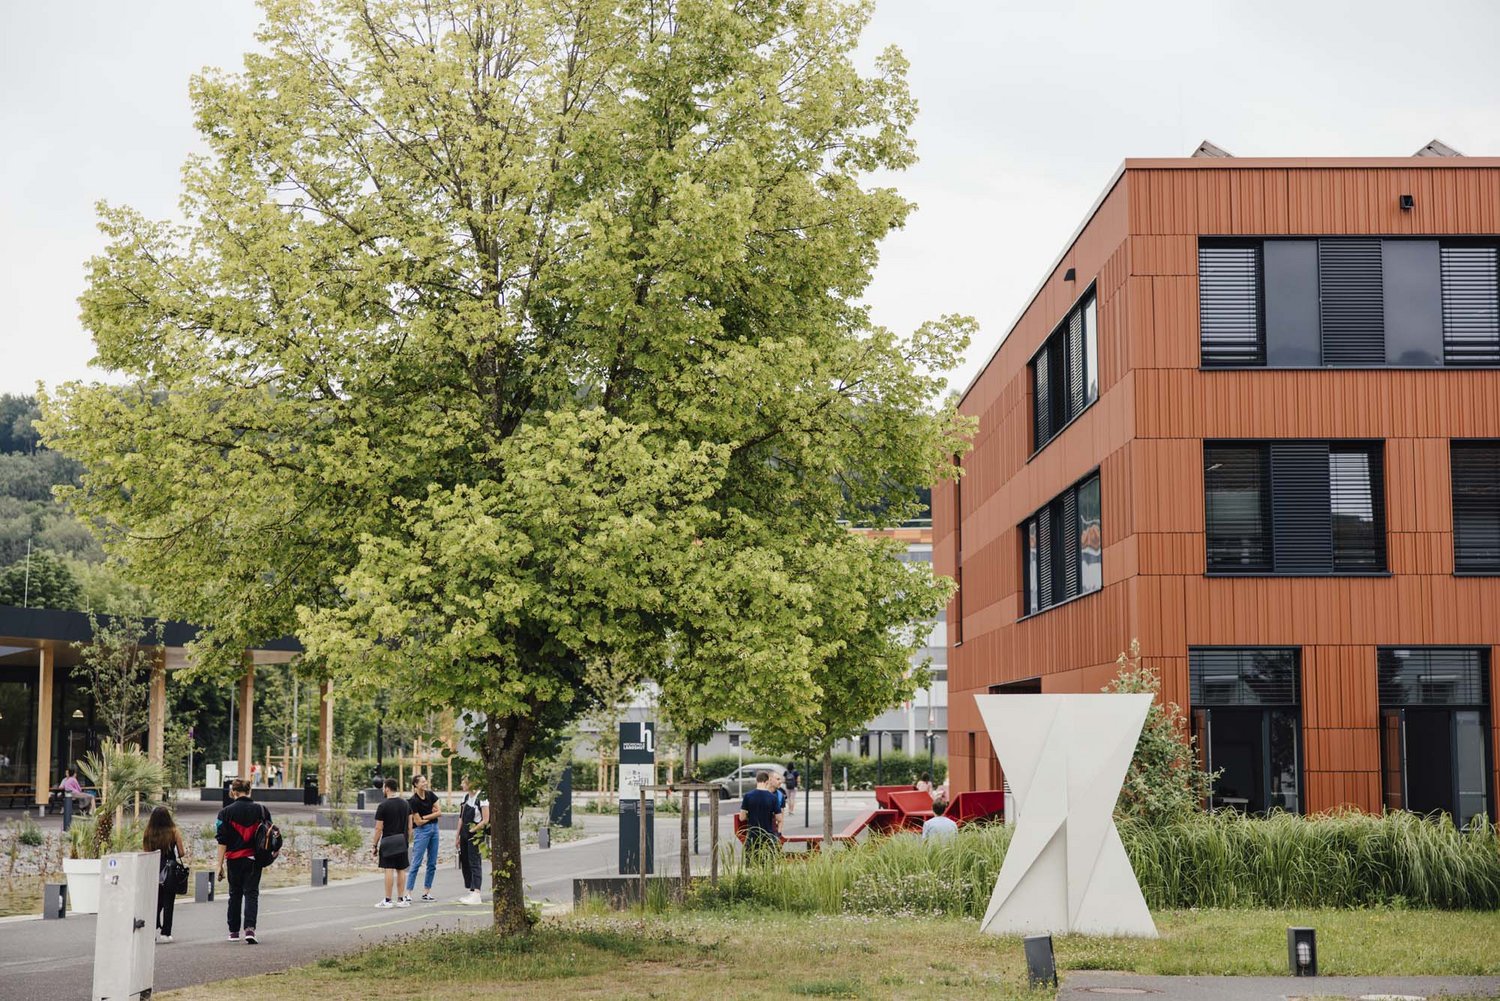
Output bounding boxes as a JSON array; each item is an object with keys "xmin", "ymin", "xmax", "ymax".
[
  {"xmin": 311, "ymin": 857, "xmax": 329, "ymax": 886},
  {"xmin": 356, "ymin": 791, "xmax": 367, "ymax": 811},
  {"xmin": 62, "ymin": 794, "xmax": 73, "ymax": 832},
  {"xmin": 538, "ymin": 826, "xmax": 550, "ymax": 849},
  {"xmin": 194, "ymin": 871, "xmax": 216, "ymax": 903},
  {"xmin": 43, "ymin": 883, "xmax": 67, "ymax": 919},
  {"xmin": 1023, "ymin": 934, "xmax": 1058, "ymax": 988},
  {"xmin": 1288, "ymin": 926, "xmax": 1317, "ymax": 976}
]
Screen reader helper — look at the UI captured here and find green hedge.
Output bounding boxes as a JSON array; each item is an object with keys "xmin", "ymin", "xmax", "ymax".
[
  {"xmin": 567, "ymin": 751, "xmax": 947, "ymax": 792},
  {"xmin": 697, "ymin": 811, "xmax": 1500, "ymax": 915}
]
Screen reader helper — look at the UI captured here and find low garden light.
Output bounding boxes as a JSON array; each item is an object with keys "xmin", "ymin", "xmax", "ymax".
[
  {"xmin": 1288, "ymin": 926, "xmax": 1317, "ymax": 976},
  {"xmin": 1023, "ymin": 934, "xmax": 1058, "ymax": 988}
]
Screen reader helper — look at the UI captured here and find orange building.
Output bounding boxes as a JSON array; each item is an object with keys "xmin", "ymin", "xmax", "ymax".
[{"xmin": 936, "ymin": 146, "xmax": 1500, "ymax": 823}]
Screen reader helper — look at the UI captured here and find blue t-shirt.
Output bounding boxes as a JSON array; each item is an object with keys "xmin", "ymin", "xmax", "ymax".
[{"xmin": 741, "ymin": 788, "xmax": 781, "ymax": 839}]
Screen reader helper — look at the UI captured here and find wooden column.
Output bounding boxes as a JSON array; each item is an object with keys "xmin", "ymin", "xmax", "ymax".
[
  {"xmin": 237, "ymin": 655, "xmax": 255, "ymax": 778},
  {"xmin": 318, "ymin": 678, "xmax": 333, "ymax": 793},
  {"xmin": 147, "ymin": 655, "xmax": 167, "ymax": 767},
  {"xmin": 33, "ymin": 646, "xmax": 55, "ymax": 807}
]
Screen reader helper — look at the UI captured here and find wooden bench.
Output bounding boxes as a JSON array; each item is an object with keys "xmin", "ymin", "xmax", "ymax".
[{"xmin": 0, "ymin": 783, "xmax": 37, "ymax": 808}]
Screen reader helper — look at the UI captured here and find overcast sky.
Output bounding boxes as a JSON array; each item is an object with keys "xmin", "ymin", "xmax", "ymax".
[{"xmin": 2, "ymin": 0, "xmax": 1497, "ymax": 398}]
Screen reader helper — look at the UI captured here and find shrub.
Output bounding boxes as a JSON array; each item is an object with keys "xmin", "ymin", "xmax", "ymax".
[
  {"xmin": 695, "ymin": 811, "xmax": 1500, "ymax": 915},
  {"xmin": 321, "ymin": 824, "xmax": 365, "ymax": 852},
  {"xmin": 1107, "ymin": 638, "xmax": 1213, "ymax": 824},
  {"xmin": 16, "ymin": 813, "xmax": 44, "ymax": 847}
]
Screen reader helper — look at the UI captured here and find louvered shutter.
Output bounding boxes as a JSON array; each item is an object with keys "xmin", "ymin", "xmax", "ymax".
[
  {"xmin": 1319, "ymin": 239, "xmax": 1385, "ymax": 364},
  {"xmin": 1204, "ymin": 444, "xmax": 1272, "ymax": 572},
  {"xmin": 1067, "ymin": 308, "xmax": 1086, "ymax": 417},
  {"xmin": 1199, "ymin": 244, "xmax": 1264, "ymax": 365},
  {"xmin": 1032, "ymin": 356, "xmax": 1051, "ymax": 451},
  {"xmin": 1452, "ymin": 443, "xmax": 1500, "ymax": 572},
  {"xmin": 1190, "ymin": 649, "xmax": 1299, "ymax": 706},
  {"xmin": 1270, "ymin": 442, "xmax": 1334, "ymax": 573},
  {"xmin": 1441, "ymin": 245, "xmax": 1500, "ymax": 364},
  {"xmin": 1378, "ymin": 649, "xmax": 1488, "ymax": 706},
  {"xmin": 1035, "ymin": 506, "xmax": 1053, "ymax": 608},
  {"xmin": 1060, "ymin": 490, "xmax": 1080, "ymax": 601},
  {"xmin": 1329, "ymin": 444, "xmax": 1386, "ymax": 571}
]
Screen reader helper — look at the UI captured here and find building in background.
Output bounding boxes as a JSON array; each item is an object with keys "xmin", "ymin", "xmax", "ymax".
[{"xmin": 937, "ymin": 144, "xmax": 1500, "ymax": 823}]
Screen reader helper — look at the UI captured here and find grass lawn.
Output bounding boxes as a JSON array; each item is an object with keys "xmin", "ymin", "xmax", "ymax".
[{"xmin": 158, "ymin": 906, "xmax": 1500, "ymax": 1001}]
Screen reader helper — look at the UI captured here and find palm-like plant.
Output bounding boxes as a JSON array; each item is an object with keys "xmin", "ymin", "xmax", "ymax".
[{"xmin": 78, "ymin": 745, "xmax": 168, "ymax": 857}]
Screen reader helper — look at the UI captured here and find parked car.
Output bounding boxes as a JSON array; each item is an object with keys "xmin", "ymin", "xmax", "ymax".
[{"xmin": 709, "ymin": 763, "xmax": 784, "ymax": 800}]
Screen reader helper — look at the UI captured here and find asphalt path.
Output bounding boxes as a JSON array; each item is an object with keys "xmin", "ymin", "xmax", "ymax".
[{"xmin": 0, "ymin": 796, "xmax": 864, "ymax": 1000}]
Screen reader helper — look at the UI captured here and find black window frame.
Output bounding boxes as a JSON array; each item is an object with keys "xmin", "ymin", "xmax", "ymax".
[
  {"xmin": 1030, "ymin": 284, "xmax": 1099, "ymax": 454},
  {"xmin": 1020, "ymin": 469, "xmax": 1102, "ymax": 617},
  {"xmin": 1188, "ymin": 647, "xmax": 1304, "ymax": 816},
  {"xmin": 1452, "ymin": 440, "xmax": 1500, "ymax": 575},
  {"xmin": 1198, "ymin": 236, "xmax": 1500, "ymax": 370},
  {"xmin": 1204, "ymin": 439, "xmax": 1388, "ymax": 576}
]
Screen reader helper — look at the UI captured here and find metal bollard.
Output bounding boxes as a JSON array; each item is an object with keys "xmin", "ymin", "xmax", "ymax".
[
  {"xmin": 43, "ymin": 883, "xmax": 67, "ymax": 919},
  {"xmin": 356, "ymin": 791, "xmax": 366, "ymax": 811},
  {"xmin": 194, "ymin": 871, "xmax": 216, "ymax": 903},
  {"xmin": 538, "ymin": 826, "xmax": 550, "ymax": 849},
  {"xmin": 62, "ymin": 793, "xmax": 73, "ymax": 832},
  {"xmin": 311, "ymin": 857, "xmax": 329, "ymax": 886}
]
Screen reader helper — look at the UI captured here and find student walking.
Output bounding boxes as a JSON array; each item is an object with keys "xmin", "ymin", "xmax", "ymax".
[
  {"xmin": 783, "ymin": 763, "xmax": 800, "ymax": 814},
  {"xmin": 216, "ymin": 778, "xmax": 269, "ymax": 943},
  {"xmin": 406, "ymin": 774, "xmax": 442, "ymax": 901},
  {"xmin": 373, "ymin": 777, "xmax": 413, "ymax": 907},
  {"xmin": 455, "ymin": 776, "xmax": 489, "ymax": 906},
  {"xmin": 143, "ymin": 806, "xmax": 187, "ymax": 944}
]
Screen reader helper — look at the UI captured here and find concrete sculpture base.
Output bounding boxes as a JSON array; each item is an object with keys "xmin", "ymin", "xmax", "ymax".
[{"xmin": 975, "ymin": 693, "xmax": 1158, "ymax": 938}]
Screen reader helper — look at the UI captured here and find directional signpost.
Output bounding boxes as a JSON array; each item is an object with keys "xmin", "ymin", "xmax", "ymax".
[{"xmin": 618, "ymin": 721, "xmax": 655, "ymax": 875}]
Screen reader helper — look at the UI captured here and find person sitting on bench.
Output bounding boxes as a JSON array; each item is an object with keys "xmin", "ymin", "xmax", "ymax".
[{"xmin": 60, "ymin": 768, "xmax": 94, "ymax": 813}]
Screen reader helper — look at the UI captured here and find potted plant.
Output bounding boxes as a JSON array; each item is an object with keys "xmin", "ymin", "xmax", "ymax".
[{"xmin": 66, "ymin": 745, "xmax": 167, "ymax": 914}]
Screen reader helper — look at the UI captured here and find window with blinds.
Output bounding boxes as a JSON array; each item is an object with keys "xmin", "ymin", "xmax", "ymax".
[
  {"xmin": 1205, "ymin": 440, "xmax": 1386, "ymax": 575},
  {"xmin": 1030, "ymin": 287, "xmax": 1099, "ymax": 452},
  {"xmin": 1190, "ymin": 648, "xmax": 1300, "ymax": 706},
  {"xmin": 1199, "ymin": 244, "xmax": 1264, "ymax": 366},
  {"xmin": 1441, "ymin": 245, "xmax": 1500, "ymax": 364},
  {"xmin": 1452, "ymin": 442, "xmax": 1500, "ymax": 573},
  {"xmin": 1199, "ymin": 237, "xmax": 1500, "ymax": 368},
  {"xmin": 1021, "ymin": 471, "xmax": 1102, "ymax": 615},
  {"xmin": 1378, "ymin": 648, "xmax": 1489, "ymax": 707}
]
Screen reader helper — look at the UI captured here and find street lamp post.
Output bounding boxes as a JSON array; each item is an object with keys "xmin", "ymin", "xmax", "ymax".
[{"xmin": 875, "ymin": 731, "xmax": 884, "ymax": 786}]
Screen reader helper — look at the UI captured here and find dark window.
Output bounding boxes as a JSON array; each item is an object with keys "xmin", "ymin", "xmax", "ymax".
[
  {"xmin": 1022, "ymin": 471, "xmax": 1102, "ymax": 614},
  {"xmin": 1379, "ymin": 648, "xmax": 1488, "ymax": 707},
  {"xmin": 1378, "ymin": 648, "xmax": 1492, "ymax": 827},
  {"xmin": 1452, "ymin": 442, "xmax": 1500, "ymax": 573},
  {"xmin": 1441, "ymin": 245, "xmax": 1500, "ymax": 364},
  {"xmin": 952, "ymin": 456, "xmax": 964, "ymax": 645},
  {"xmin": 1190, "ymin": 648, "xmax": 1301, "ymax": 815},
  {"xmin": 1200, "ymin": 237, "xmax": 1500, "ymax": 368},
  {"xmin": 1205, "ymin": 441, "xmax": 1386, "ymax": 575},
  {"xmin": 1031, "ymin": 288, "xmax": 1099, "ymax": 451},
  {"xmin": 1199, "ymin": 244, "xmax": 1263, "ymax": 365}
]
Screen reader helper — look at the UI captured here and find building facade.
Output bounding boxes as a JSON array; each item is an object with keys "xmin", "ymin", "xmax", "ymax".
[{"xmin": 937, "ymin": 151, "xmax": 1500, "ymax": 824}]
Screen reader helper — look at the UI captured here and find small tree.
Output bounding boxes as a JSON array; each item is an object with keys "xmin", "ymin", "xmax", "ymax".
[
  {"xmin": 74, "ymin": 610, "xmax": 162, "ymax": 751},
  {"xmin": 1105, "ymin": 639, "xmax": 1215, "ymax": 824}
]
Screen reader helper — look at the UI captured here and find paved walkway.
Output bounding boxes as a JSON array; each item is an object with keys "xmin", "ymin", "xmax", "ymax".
[{"xmin": 1061, "ymin": 971, "xmax": 1500, "ymax": 999}]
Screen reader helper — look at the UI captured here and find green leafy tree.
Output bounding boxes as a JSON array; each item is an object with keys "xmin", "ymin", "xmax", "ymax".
[
  {"xmin": 723, "ymin": 533, "xmax": 952, "ymax": 842},
  {"xmin": 0, "ymin": 547, "xmax": 82, "ymax": 610},
  {"xmin": 42, "ymin": 0, "xmax": 969, "ymax": 933},
  {"xmin": 1106, "ymin": 638, "xmax": 1216, "ymax": 824},
  {"xmin": 74, "ymin": 610, "xmax": 163, "ymax": 750}
]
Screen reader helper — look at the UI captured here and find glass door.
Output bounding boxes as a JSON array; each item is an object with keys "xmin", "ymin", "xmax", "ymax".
[{"xmin": 1380, "ymin": 708, "xmax": 1406, "ymax": 812}]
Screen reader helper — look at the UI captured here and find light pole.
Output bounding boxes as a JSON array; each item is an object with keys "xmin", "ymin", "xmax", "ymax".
[{"xmin": 875, "ymin": 730, "xmax": 884, "ymax": 786}]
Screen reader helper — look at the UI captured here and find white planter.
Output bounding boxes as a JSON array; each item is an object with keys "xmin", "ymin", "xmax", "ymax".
[{"xmin": 63, "ymin": 858, "xmax": 102, "ymax": 914}]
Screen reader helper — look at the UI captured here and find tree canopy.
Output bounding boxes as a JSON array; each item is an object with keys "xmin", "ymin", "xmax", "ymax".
[{"xmin": 42, "ymin": 0, "xmax": 971, "ymax": 933}]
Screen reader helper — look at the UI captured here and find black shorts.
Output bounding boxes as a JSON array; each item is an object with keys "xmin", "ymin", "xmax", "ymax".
[{"xmin": 379, "ymin": 852, "xmax": 409, "ymax": 870}]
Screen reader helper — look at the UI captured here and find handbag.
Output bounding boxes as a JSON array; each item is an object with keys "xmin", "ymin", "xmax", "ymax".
[
  {"xmin": 161, "ymin": 845, "xmax": 190, "ymax": 895},
  {"xmin": 378, "ymin": 833, "xmax": 407, "ymax": 860}
]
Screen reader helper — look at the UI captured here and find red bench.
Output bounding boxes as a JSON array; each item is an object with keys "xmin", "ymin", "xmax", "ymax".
[
  {"xmin": 733, "ymin": 807, "xmax": 901, "ymax": 854},
  {"xmin": 888, "ymin": 789, "xmax": 935, "ymax": 831},
  {"xmin": 946, "ymin": 789, "xmax": 1005, "ymax": 826}
]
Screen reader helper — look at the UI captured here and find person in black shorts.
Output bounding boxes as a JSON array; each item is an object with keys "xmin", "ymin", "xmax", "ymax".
[{"xmin": 372, "ymin": 777, "xmax": 412, "ymax": 907}]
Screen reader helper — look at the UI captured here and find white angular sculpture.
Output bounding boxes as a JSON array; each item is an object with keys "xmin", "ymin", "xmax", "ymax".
[{"xmin": 976, "ymin": 693, "xmax": 1157, "ymax": 938}]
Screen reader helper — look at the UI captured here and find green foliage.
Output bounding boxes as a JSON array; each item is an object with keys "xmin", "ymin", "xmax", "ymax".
[
  {"xmin": 1106, "ymin": 639, "xmax": 1215, "ymax": 825},
  {"xmin": 0, "ymin": 547, "xmax": 81, "ymax": 610},
  {"xmin": 320, "ymin": 824, "xmax": 364, "ymax": 852},
  {"xmin": 571, "ymin": 752, "xmax": 947, "ymax": 792},
  {"xmin": 697, "ymin": 811, "xmax": 1500, "ymax": 915},
  {"xmin": 13, "ymin": 814, "xmax": 44, "ymax": 847},
  {"xmin": 0, "ymin": 395, "xmax": 41, "ymax": 454},
  {"xmin": 73, "ymin": 611, "xmax": 162, "ymax": 749},
  {"xmin": 77, "ymin": 745, "xmax": 169, "ymax": 856}
]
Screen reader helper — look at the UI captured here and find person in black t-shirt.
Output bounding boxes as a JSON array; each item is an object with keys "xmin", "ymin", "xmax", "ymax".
[
  {"xmin": 738, "ymin": 770, "xmax": 782, "ymax": 862},
  {"xmin": 406, "ymin": 774, "xmax": 442, "ymax": 901},
  {"xmin": 372, "ymin": 777, "xmax": 413, "ymax": 907}
]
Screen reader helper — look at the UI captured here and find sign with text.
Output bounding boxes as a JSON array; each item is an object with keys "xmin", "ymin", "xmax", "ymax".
[{"xmin": 618, "ymin": 721, "xmax": 655, "ymax": 874}]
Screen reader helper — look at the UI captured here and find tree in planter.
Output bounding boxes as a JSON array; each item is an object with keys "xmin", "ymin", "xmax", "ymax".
[
  {"xmin": 76, "ymin": 744, "xmax": 168, "ymax": 857},
  {"xmin": 1105, "ymin": 639, "xmax": 1216, "ymax": 825},
  {"xmin": 718, "ymin": 532, "xmax": 953, "ymax": 844},
  {"xmin": 43, "ymin": 0, "xmax": 969, "ymax": 934}
]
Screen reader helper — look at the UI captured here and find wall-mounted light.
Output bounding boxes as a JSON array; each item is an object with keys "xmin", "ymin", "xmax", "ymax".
[
  {"xmin": 72, "ymin": 708, "xmax": 85, "ymax": 719},
  {"xmin": 1399, "ymin": 194, "xmax": 1415, "ymax": 211},
  {"xmin": 1288, "ymin": 926, "xmax": 1318, "ymax": 976},
  {"xmin": 1023, "ymin": 934, "xmax": 1058, "ymax": 988},
  {"xmin": 1063, "ymin": 267, "xmax": 1077, "ymax": 282}
]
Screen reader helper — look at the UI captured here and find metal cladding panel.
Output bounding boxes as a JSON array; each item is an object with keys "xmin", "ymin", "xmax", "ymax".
[{"xmin": 1318, "ymin": 238, "xmax": 1385, "ymax": 365}]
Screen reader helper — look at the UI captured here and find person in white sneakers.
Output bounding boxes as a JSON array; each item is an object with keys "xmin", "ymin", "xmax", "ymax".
[
  {"xmin": 371, "ymin": 777, "xmax": 413, "ymax": 908},
  {"xmin": 455, "ymin": 776, "xmax": 489, "ymax": 905}
]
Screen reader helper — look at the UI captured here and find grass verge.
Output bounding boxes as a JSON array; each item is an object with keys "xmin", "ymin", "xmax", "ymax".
[{"xmin": 157, "ymin": 906, "xmax": 1500, "ymax": 1001}]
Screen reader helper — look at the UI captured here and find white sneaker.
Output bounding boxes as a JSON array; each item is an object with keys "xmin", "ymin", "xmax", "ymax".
[
  {"xmin": 396, "ymin": 897, "xmax": 411, "ymax": 908},
  {"xmin": 375, "ymin": 899, "xmax": 394, "ymax": 909},
  {"xmin": 457, "ymin": 891, "xmax": 482, "ymax": 906},
  {"xmin": 156, "ymin": 934, "xmax": 173, "ymax": 944}
]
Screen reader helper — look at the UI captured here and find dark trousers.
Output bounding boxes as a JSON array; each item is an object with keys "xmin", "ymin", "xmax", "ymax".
[
  {"xmin": 156, "ymin": 882, "xmax": 176, "ymax": 936},
  {"xmin": 225, "ymin": 857, "xmax": 262, "ymax": 933},
  {"xmin": 459, "ymin": 833, "xmax": 483, "ymax": 892}
]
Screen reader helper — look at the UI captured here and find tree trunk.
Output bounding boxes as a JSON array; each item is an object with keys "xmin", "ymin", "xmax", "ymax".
[
  {"xmin": 484, "ymin": 715, "xmax": 532, "ymax": 936},
  {"xmin": 678, "ymin": 741, "xmax": 691, "ymax": 898},
  {"xmin": 822, "ymin": 748, "xmax": 834, "ymax": 844}
]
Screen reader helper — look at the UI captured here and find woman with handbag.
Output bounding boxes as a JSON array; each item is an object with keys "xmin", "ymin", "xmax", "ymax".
[{"xmin": 143, "ymin": 806, "xmax": 188, "ymax": 943}]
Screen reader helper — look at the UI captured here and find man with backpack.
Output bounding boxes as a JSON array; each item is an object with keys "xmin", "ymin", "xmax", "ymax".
[{"xmin": 216, "ymin": 777, "xmax": 278, "ymax": 944}]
